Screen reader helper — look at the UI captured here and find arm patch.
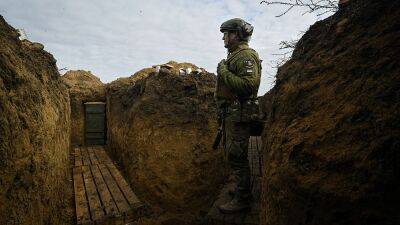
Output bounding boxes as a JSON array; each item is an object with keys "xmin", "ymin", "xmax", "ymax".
[{"xmin": 244, "ymin": 59, "xmax": 254, "ymax": 69}]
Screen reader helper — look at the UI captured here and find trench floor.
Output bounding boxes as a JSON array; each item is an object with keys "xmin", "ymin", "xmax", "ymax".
[
  {"xmin": 207, "ymin": 136, "xmax": 262, "ymax": 225},
  {"xmin": 72, "ymin": 146, "xmax": 142, "ymax": 225}
]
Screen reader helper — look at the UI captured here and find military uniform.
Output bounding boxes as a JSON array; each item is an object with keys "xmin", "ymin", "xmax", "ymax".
[{"xmin": 216, "ymin": 21, "xmax": 262, "ymax": 213}]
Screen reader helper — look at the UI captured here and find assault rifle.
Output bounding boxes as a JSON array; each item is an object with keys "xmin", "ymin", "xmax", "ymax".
[{"xmin": 212, "ymin": 106, "xmax": 227, "ymax": 150}]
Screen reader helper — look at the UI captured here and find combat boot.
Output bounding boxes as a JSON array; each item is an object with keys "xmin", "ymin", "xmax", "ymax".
[
  {"xmin": 228, "ymin": 187, "xmax": 235, "ymax": 196},
  {"xmin": 227, "ymin": 172, "xmax": 239, "ymax": 196},
  {"xmin": 218, "ymin": 197, "xmax": 250, "ymax": 214}
]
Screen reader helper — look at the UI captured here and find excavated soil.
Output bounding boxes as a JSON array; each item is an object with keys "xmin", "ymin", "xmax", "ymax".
[
  {"xmin": 106, "ymin": 62, "xmax": 226, "ymax": 224},
  {"xmin": 62, "ymin": 70, "xmax": 105, "ymax": 145},
  {"xmin": 0, "ymin": 16, "xmax": 73, "ymax": 225},
  {"xmin": 3, "ymin": 1, "xmax": 399, "ymax": 224},
  {"xmin": 260, "ymin": 0, "xmax": 400, "ymax": 225}
]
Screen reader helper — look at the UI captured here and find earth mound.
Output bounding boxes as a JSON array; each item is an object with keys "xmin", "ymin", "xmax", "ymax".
[
  {"xmin": 106, "ymin": 61, "xmax": 226, "ymax": 223},
  {"xmin": 62, "ymin": 70, "xmax": 105, "ymax": 145},
  {"xmin": 0, "ymin": 16, "xmax": 72, "ymax": 225},
  {"xmin": 260, "ymin": 0, "xmax": 400, "ymax": 225}
]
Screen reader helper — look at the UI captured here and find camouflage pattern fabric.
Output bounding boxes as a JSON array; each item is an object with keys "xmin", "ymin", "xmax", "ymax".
[{"xmin": 216, "ymin": 42, "xmax": 261, "ymax": 201}]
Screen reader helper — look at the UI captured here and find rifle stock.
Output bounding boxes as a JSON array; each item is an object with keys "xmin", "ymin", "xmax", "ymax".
[
  {"xmin": 212, "ymin": 127, "xmax": 223, "ymax": 150},
  {"xmin": 212, "ymin": 104, "xmax": 227, "ymax": 150}
]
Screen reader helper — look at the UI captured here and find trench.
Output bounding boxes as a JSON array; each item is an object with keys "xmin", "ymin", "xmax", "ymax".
[
  {"xmin": 71, "ymin": 101, "xmax": 263, "ymax": 225},
  {"xmin": 3, "ymin": 1, "xmax": 400, "ymax": 223}
]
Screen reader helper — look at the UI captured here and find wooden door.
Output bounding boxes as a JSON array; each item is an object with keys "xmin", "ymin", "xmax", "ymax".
[{"xmin": 85, "ymin": 102, "xmax": 106, "ymax": 145}]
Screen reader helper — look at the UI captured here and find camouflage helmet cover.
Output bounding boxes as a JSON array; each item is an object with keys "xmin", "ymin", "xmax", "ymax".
[{"xmin": 220, "ymin": 18, "xmax": 254, "ymax": 41}]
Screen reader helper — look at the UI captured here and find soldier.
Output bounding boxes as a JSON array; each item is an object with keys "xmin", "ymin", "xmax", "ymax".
[{"xmin": 215, "ymin": 18, "xmax": 262, "ymax": 213}]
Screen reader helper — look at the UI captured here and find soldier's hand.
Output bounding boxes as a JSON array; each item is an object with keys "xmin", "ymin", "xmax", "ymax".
[{"xmin": 217, "ymin": 59, "xmax": 227, "ymax": 75}]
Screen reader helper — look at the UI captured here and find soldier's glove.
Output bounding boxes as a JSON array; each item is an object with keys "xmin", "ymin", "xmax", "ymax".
[
  {"xmin": 217, "ymin": 59, "xmax": 227, "ymax": 76},
  {"xmin": 217, "ymin": 60, "xmax": 231, "ymax": 81}
]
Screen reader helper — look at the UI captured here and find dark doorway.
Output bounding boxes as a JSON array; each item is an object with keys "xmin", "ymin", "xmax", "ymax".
[{"xmin": 84, "ymin": 102, "xmax": 106, "ymax": 145}]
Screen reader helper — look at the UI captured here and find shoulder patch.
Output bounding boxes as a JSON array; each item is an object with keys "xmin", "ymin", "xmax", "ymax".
[{"xmin": 244, "ymin": 59, "xmax": 254, "ymax": 69}]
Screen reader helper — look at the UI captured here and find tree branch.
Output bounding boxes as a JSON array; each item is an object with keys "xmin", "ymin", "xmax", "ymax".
[{"xmin": 260, "ymin": 0, "xmax": 339, "ymax": 17}]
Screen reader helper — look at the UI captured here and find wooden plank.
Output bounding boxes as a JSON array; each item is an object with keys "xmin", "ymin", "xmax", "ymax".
[
  {"xmin": 92, "ymin": 146, "xmax": 104, "ymax": 163},
  {"xmin": 222, "ymin": 207, "xmax": 247, "ymax": 224},
  {"xmin": 93, "ymin": 146, "xmax": 112, "ymax": 164},
  {"xmin": 85, "ymin": 146, "xmax": 93, "ymax": 166},
  {"xmin": 249, "ymin": 136, "xmax": 262, "ymax": 177},
  {"xmin": 106, "ymin": 163, "xmax": 142, "ymax": 208},
  {"xmin": 91, "ymin": 164, "xmax": 120, "ymax": 217},
  {"xmin": 253, "ymin": 136, "xmax": 262, "ymax": 157},
  {"xmin": 92, "ymin": 146, "xmax": 101, "ymax": 165},
  {"xmin": 80, "ymin": 147, "xmax": 86, "ymax": 166},
  {"xmin": 255, "ymin": 136, "xmax": 262, "ymax": 175},
  {"xmin": 243, "ymin": 212, "xmax": 259, "ymax": 225},
  {"xmin": 73, "ymin": 166, "xmax": 91, "ymax": 224},
  {"xmin": 86, "ymin": 146, "xmax": 94, "ymax": 165},
  {"xmin": 88, "ymin": 146, "xmax": 99, "ymax": 165},
  {"xmin": 82, "ymin": 165, "xmax": 104, "ymax": 221},
  {"xmin": 74, "ymin": 147, "xmax": 83, "ymax": 167},
  {"xmin": 98, "ymin": 163, "xmax": 131, "ymax": 214},
  {"xmin": 81, "ymin": 147, "xmax": 91, "ymax": 166},
  {"xmin": 249, "ymin": 136, "xmax": 254, "ymax": 151},
  {"xmin": 99, "ymin": 148, "xmax": 112, "ymax": 164},
  {"xmin": 248, "ymin": 137, "xmax": 255, "ymax": 176}
]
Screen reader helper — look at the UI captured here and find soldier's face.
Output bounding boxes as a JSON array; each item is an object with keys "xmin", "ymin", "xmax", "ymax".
[{"xmin": 222, "ymin": 32, "xmax": 238, "ymax": 48}]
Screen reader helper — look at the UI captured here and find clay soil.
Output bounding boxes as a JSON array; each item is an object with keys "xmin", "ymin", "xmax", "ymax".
[
  {"xmin": 62, "ymin": 70, "xmax": 106, "ymax": 146},
  {"xmin": 106, "ymin": 62, "xmax": 227, "ymax": 224},
  {"xmin": 260, "ymin": 0, "xmax": 400, "ymax": 224},
  {"xmin": 0, "ymin": 16, "xmax": 73, "ymax": 225},
  {"xmin": 2, "ymin": 0, "xmax": 400, "ymax": 224}
]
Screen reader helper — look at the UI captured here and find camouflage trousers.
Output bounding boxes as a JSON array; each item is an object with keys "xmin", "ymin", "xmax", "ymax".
[{"xmin": 224, "ymin": 104, "xmax": 252, "ymax": 201}]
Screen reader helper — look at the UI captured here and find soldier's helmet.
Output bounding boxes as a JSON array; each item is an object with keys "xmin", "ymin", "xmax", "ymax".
[{"xmin": 220, "ymin": 18, "xmax": 254, "ymax": 41}]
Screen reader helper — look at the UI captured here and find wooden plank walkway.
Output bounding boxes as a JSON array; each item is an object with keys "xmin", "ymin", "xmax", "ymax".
[
  {"xmin": 207, "ymin": 136, "xmax": 262, "ymax": 225},
  {"xmin": 72, "ymin": 146, "xmax": 142, "ymax": 225}
]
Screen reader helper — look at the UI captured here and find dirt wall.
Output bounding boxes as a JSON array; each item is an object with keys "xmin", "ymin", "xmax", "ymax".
[
  {"xmin": 260, "ymin": 1, "xmax": 400, "ymax": 225},
  {"xmin": 106, "ymin": 62, "xmax": 226, "ymax": 223},
  {"xmin": 0, "ymin": 16, "xmax": 72, "ymax": 225},
  {"xmin": 62, "ymin": 70, "xmax": 105, "ymax": 146}
]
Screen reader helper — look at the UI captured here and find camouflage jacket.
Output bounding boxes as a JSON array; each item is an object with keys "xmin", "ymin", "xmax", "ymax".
[{"xmin": 216, "ymin": 42, "xmax": 261, "ymax": 103}]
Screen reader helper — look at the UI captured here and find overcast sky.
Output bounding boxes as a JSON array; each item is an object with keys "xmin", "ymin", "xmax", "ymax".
[{"xmin": 0, "ymin": 0, "xmax": 334, "ymax": 95}]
